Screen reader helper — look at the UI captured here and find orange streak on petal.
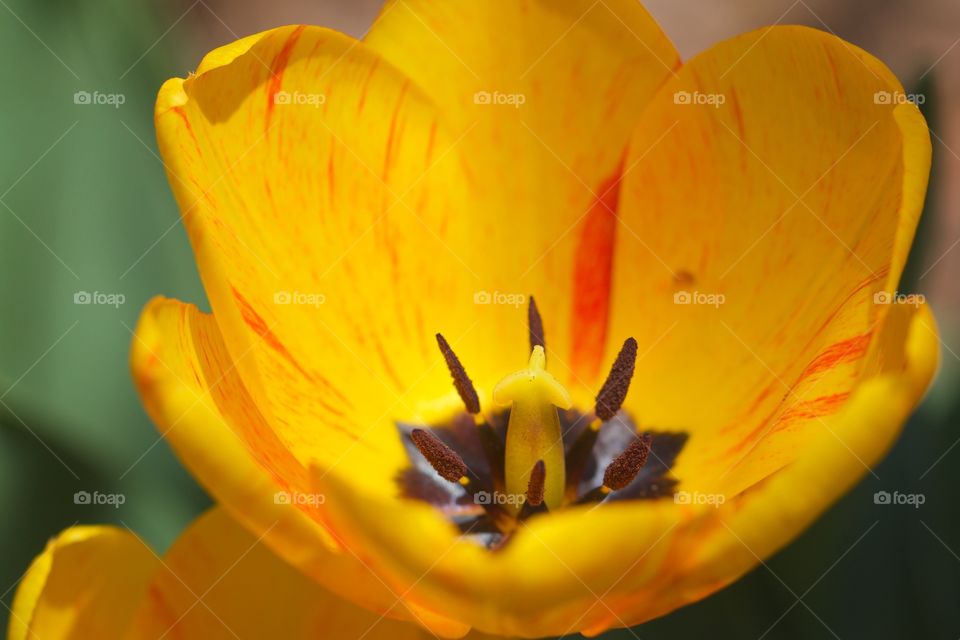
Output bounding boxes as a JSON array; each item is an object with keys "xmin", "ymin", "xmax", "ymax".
[
  {"xmin": 809, "ymin": 268, "xmax": 888, "ymax": 340},
  {"xmin": 373, "ymin": 339, "xmax": 405, "ymax": 391},
  {"xmin": 171, "ymin": 105, "xmax": 199, "ymax": 148},
  {"xmin": 727, "ymin": 390, "xmax": 854, "ymax": 456},
  {"xmin": 265, "ymin": 25, "xmax": 307, "ymax": 129},
  {"xmin": 778, "ymin": 391, "xmax": 852, "ymax": 422},
  {"xmin": 721, "ymin": 330, "xmax": 872, "ymax": 442},
  {"xmin": 381, "ymin": 80, "xmax": 410, "ymax": 183},
  {"xmin": 230, "ymin": 288, "xmax": 354, "ymax": 423},
  {"xmin": 356, "ymin": 57, "xmax": 381, "ymax": 115},
  {"xmin": 569, "ymin": 163, "xmax": 623, "ymax": 381},
  {"xmin": 326, "ymin": 153, "xmax": 336, "ymax": 206},
  {"xmin": 798, "ymin": 333, "xmax": 872, "ymax": 381},
  {"xmin": 231, "ymin": 287, "xmax": 313, "ymax": 382},
  {"xmin": 424, "ymin": 118, "xmax": 438, "ymax": 164}
]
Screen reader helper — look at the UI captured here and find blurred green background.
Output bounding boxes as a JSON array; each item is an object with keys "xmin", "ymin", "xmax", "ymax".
[{"xmin": 1, "ymin": 1, "xmax": 958, "ymax": 638}]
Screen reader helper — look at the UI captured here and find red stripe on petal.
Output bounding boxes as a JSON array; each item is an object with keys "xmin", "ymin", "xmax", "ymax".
[
  {"xmin": 171, "ymin": 106, "xmax": 199, "ymax": 148},
  {"xmin": 265, "ymin": 25, "xmax": 307, "ymax": 128},
  {"xmin": 231, "ymin": 288, "xmax": 355, "ymax": 425},
  {"xmin": 382, "ymin": 80, "xmax": 410, "ymax": 182},
  {"xmin": 569, "ymin": 163, "xmax": 623, "ymax": 381},
  {"xmin": 356, "ymin": 57, "xmax": 381, "ymax": 115},
  {"xmin": 726, "ymin": 391, "xmax": 852, "ymax": 457},
  {"xmin": 231, "ymin": 287, "xmax": 312, "ymax": 382},
  {"xmin": 777, "ymin": 391, "xmax": 852, "ymax": 423},
  {"xmin": 798, "ymin": 333, "xmax": 872, "ymax": 381}
]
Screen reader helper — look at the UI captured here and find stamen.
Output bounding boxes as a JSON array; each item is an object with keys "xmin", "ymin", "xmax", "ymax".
[
  {"xmin": 603, "ymin": 434, "xmax": 653, "ymax": 490},
  {"xmin": 526, "ymin": 460, "xmax": 546, "ymax": 507},
  {"xmin": 573, "ymin": 434, "xmax": 653, "ymax": 505},
  {"xmin": 595, "ymin": 338, "xmax": 638, "ymax": 421},
  {"xmin": 528, "ymin": 295, "xmax": 545, "ymax": 353},
  {"xmin": 410, "ymin": 428, "xmax": 469, "ymax": 484},
  {"xmin": 436, "ymin": 333, "xmax": 481, "ymax": 414},
  {"xmin": 433, "ymin": 334, "xmax": 505, "ymax": 488}
]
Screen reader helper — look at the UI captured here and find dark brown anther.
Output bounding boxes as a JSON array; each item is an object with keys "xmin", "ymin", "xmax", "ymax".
[
  {"xmin": 595, "ymin": 337, "xmax": 638, "ymax": 421},
  {"xmin": 436, "ymin": 333, "xmax": 481, "ymax": 414},
  {"xmin": 603, "ymin": 434, "xmax": 653, "ymax": 491},
  {"xmin": 526, "ymin": 460, "xmax": 546, "ymax": 507},
  {"xmin": 528, "ymin": 296, "xmax": 545, "ymax": 353},
  {"xmin": 410, "ymin": 428, "xmax": 469, "ymax": 483}
]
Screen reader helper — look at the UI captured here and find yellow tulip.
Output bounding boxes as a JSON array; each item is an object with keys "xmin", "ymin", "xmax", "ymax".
[
  {"xmin": 9, "ymin": 507, "xmax": 482, "ymax": 639},
  {"xmin": 13, "ymin": 1, "xmax": 939, "ymax": 638}
]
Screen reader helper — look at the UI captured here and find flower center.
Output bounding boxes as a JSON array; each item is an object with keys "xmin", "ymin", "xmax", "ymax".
[{"xmin": 396, "ymin": 297, "xmax": 687, "ymax": 549}]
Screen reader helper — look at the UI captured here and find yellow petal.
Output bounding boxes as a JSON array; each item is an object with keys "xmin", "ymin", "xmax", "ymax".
[
  {"xmin": 9, "ymin": 527, "xmax": 158, "ymax": 640},
  {"xmin": 130, "ymin": 296, "xmax": 466, "ymax": 637},
  {"xmin": 606, "ymin": 25, "xmax": 932, "ymax": 496},
  {"xmin": 127, "ymin": 507, "xmax": 475, "ymax": 639},
  {"xmin": 155, "ymin": 25, "xmax": 465, "ymax": 491},
  {"xmin": 365, "ymin": 0, "xmax": 681, "ymax": 389}
]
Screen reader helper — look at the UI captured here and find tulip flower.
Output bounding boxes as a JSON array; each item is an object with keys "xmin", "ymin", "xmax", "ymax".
[{"xmin": 13, "ymin": 1, "xmax": 939, "ymax": 637}]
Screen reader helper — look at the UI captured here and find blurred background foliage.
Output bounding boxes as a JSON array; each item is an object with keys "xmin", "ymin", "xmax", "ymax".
[{"xmin": 0, "ymin": 0, "xmax": 958, "ymax": 638}]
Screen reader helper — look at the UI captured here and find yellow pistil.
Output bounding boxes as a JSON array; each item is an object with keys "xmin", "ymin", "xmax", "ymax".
[{"xmin": 493, "ymin": 345, "xmax": 572, "ymax": 514}]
